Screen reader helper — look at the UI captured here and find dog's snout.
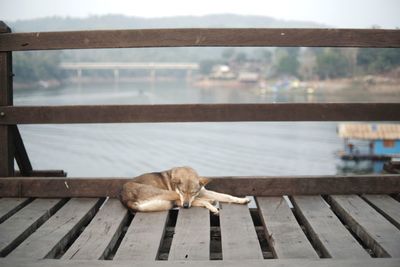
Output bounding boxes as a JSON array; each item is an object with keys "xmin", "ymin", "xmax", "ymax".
[{"xmin": 183, "ymin": 202, "xmax": 190, "ymax": 208}]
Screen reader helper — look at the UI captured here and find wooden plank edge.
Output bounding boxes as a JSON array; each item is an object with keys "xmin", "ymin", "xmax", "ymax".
[
  {"xmin": 0, "ymin": 198, "xmax": 67, "ymax": 257},
  {"xmin": 361, "ymin": 195, "xmax": 400, "ymax": 230},
  {"xmin": 327, "ymin": 195, "xmax": 391, "ymax": 258},
  {"xmin": 0, "ymin": 258, "xmax": 399, "ymax": 267},
  {"xmin": 44, "ymin": 198, "xmax": 105, "ymax": 259},
  {"xmin": 289, "ymin": 196, "xmax": 332, "ymax": 258},
  {"xmin": 0, "ymin": 175, "xmax": 399, "ymax": 198},
  {"xmin": 0, "ymin": 198, "xmax": 33, "ymax": 223}
]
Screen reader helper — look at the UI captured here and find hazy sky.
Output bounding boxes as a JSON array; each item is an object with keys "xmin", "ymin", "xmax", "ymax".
[{"xmin": 1, "ymin": 0, "xmax": 399, "ymax": 28}]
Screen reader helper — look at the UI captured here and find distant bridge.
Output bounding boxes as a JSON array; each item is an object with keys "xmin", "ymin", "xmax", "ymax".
[{"xmin": 59, "ymin": 62, "xmax": 199, "ymax": 81}]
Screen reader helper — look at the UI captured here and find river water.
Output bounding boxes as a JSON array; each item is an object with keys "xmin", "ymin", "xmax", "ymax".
[{"xmin": 14, "ymin": 81, "xmax": 393, "ymax": 177}]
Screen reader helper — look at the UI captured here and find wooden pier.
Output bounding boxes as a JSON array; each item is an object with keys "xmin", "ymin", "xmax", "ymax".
[
  {"xmin": 0, "ymin": 187, "xmax": 400, "ymax": 266},
  {"xmin": 1, "ymin": 22, "xmax": 400, "ymax": 266}
]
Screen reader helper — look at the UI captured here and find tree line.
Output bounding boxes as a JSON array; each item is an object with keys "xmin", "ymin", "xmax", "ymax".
[
  {"xmin": 200, "ymin": 47, "xmax": 400, "ymax": 80},
  {"xmin": 12, "ymin": 47, "xmax": 400, "ymax": 83}
]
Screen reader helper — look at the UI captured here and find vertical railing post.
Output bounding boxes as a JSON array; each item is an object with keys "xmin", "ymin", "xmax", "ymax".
[{"xmin": 0, "ymin": 21, "xmax": 14, "ymax": 177}]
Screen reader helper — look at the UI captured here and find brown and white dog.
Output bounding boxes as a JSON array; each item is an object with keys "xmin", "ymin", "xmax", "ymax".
[{"xmin": 120, "ymin": 166, "xmax": 249, "ymax": 215}]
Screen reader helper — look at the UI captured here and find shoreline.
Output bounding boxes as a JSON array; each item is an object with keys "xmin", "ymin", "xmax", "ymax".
[{"xmin": 13, "ymin": 74, "xmax": 400, "ymax": 96}]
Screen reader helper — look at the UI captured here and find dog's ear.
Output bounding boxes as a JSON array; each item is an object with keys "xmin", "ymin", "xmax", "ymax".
[
  {"xmin": 169, "ymin": 168, "xmax": 181, "ymax": 186},
  {"xmin": 199, "ymin": 177, "xmax": 211, "ymax": 187}
]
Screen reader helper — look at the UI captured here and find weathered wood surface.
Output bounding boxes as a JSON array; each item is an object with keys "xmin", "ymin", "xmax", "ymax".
[
  {"xmin": 329, "ymin": 195, "xmax": 400, "ymax": 258},
  {"xmin": 1, "ymin": 175, "xmax": 399, "ymax": 198},
  {"xmin": 362, "ymin": 195, "xmax": 400, "ymax": 229},
  {"xmin": 1, "ymin": 103, "xmax": 400, "ymax": 124},
  {"xmin": 113, "ymin": 211, "xmax": 168, "ymax": 260},
  {"xmin": 0, "ymin": 24, "xmax": 13, "ymax": 176},
  {"xmin": 62, "ymin": 198, "xmax": 128, "ymax": 260},
  {"xmin": 7, "ymin": 198, "xmax": 100, "ymax": 259},
  {"xmin": 0, "ymin": 198, "xmax": 64, "ymax": 256},
  {"xmin": 12, "ymin": 125, "xmax": 33, "ymax": 176},
  {"xmin": 14, "ymin": 170, "xmax": 67, "ymax": 177},
  {"xmin": 291, "ymin": 195, "xmax": 369, "ymax": 258},
  {"xmin": 219, "ymin": 203, "xmax": 263, "ymax": 260},
  {"xmin": 0, "ymin": 198, "xmax": 30, "ymax": 223},
  {"xmin": 169, "ymin": 207, "xmax": 210, "ymax": 260},
  {"xmin": 257, "ymin": 197, "xmax": 318, "ymax": 258},
  {"xmin": 2, "ymin": 258, "xmax": 399, "ymax": 267},
  {"xmin": 1, "ymin": 28, "xmax": 400, "ymax": 52}
]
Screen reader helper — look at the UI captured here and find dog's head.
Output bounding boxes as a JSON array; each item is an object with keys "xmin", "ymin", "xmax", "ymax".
[{"xmin": 168, "ymin": 166, "xmax": 210, "ymax": 209}]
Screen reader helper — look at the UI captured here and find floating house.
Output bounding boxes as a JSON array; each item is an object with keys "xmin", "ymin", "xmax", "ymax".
[{"xmin": 338, "ymin": 123, "xmax": 400, "ymax": 160}]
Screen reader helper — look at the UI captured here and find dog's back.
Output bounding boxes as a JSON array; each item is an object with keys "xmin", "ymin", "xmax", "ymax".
[{"xmin": 132, "ymin": 172, "xmax": 169, "ymax": 189}]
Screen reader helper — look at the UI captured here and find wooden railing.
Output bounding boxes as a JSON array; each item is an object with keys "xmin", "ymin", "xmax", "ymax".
[
  {"xmin": 1, "ymin": 21, "xmax": 400, "ymax": 183},
  {"xmin": 1, "ymin": 28, "xmax": 400, "ymax": 50}
]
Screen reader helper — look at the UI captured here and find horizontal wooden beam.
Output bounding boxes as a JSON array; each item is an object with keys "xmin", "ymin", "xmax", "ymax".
[
  {"xmin": 14, "ymin": 170, "xmax": 67, "ymax": 177},
  {"xmin": 0, "ymin": 103, "xmax": 399, "ymax": 124},
  {"xmin": 0, "ymin": 175, "xmax": 399, "ymax": 198},
  {"xmin": 0, "ymin": 28, "xmax": 399, "ymax": 51}
]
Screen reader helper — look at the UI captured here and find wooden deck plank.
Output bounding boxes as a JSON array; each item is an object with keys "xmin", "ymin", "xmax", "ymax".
[
  {"xmin": 362, "ymin": 195, "xmax": 400, "ymax": 229},
  {"xmin": 291, "ymin": 195, "xmax": 369, "ymax": 258},
  {"xmin": 169, "ymin": 207, "xmax": 210, "ymax": 260},
  {"xmin": 0, "ymin": 198, "xmax": 30, "ymax": 223},
  {"xmin": 1, "ymin": 258, "xmax": 399, "ymax": 267},
  {"xmin": 0, "ymin": 198, "xmax": 64, "ymax": 256},
  {"xmin": 62, "ymin": 198, "xmax": 128, "ymax": 260},
  {"xmin": 256, "ymin": 197, "xmax": 319, "ymax": 259},
  {"xmin": 7, "ymin": 198, "xmax": 100, "ymax": 259},
  {"xmin": 329, "ymin": 195, "xmax": 400, "ymax": 258},
  {"xmin": 219, "ymin": 203, "xmax": 263, "ymax": 260},
  {"xmin": 113, "ymin": 210, "xmax": 168, "ymax": 260}
]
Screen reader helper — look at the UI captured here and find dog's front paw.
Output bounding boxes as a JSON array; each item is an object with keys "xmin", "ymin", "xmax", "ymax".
[
  {"xmin": 212, "ymin": 207, "xmax": 220, "ymax": 216},
  {"xmin": 238, "ymin": 197, "xmax": 250, "ymax": 204}
]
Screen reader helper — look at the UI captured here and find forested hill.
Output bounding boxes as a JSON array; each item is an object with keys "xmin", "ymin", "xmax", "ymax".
[
  {"xmin": 6, "ymin": 14, "xmax": 325, "ymax": 32},
  {"xmin": 7, "ymin": 14, "xmax": 326, "ymax": 83},
  {"xmin": 9, "ymin": 15, "xmax": 398, "ymax": 84}
]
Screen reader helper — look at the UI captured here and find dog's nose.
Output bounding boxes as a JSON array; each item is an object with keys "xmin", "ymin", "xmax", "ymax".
[{"xmin": 183, "ymin": 202, "xmax": 189, "ymax": 208}]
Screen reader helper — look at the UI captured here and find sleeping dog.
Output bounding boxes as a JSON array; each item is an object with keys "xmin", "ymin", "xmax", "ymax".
[{"xmin": 120, "ymin": 166, "xmax": 249, "ymax": 215}]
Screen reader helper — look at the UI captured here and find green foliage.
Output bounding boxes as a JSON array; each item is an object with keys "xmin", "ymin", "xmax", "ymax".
[
  {"xmin": 199, "ymin": 60, "xmax": 219, "ymax": 75},
  {"xmin": 235, "ymin": 52, "xmax": 248, "ymax": 63},
  {"xmin": 357, "ymin": 48, "xmax": 400, "ymax": 73},
  {"xmin": 222, "ymin": 48, "xmax": 236, "ymax": 61},
  {"xmin": 13, "ymin": 51, "xmax": 65, "ymax": 82},
  {"xmin": 314, "ymin": 48, "xmax": 351, "ymax": 79},
  {"xmin": 275, "ymin": 48, "xmax": 300, "ymax": 76},
  {"xmin": 253, "ymin": 49, "xmax": 272, "ymax": 64}
]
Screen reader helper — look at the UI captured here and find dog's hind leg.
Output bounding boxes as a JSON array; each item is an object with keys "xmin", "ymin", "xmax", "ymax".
[
  {"xmin": 121, "ymin": 182, "xmax": 180, "ymax": 212},
  {"xmin": 133, "ymin": 199, "xmax": 175, "ymax": 212}
]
